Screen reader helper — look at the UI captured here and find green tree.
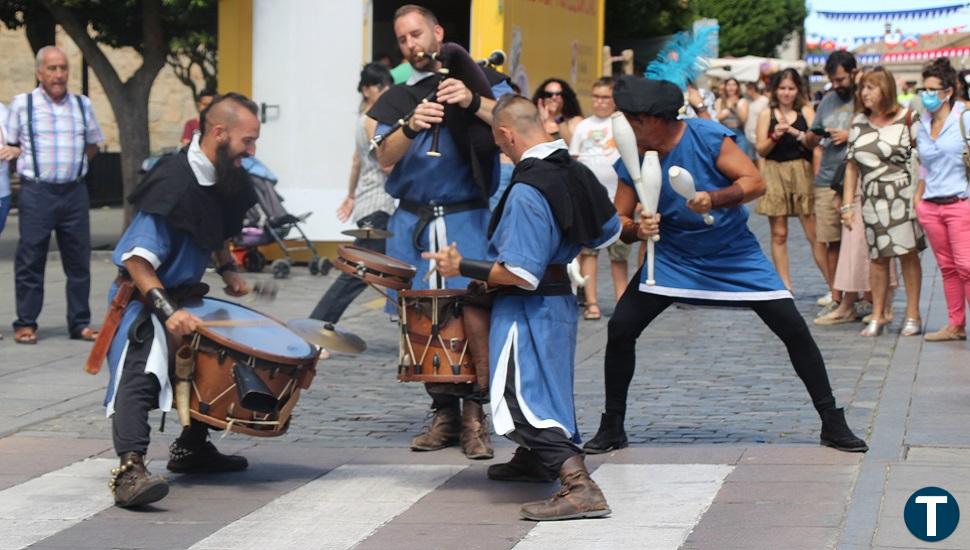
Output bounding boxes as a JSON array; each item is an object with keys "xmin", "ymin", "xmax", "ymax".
[
  {"xmin": 606, "ymin": 0, "xmax": 695, "ymax": 40},
  {"xmin": 693, "ymin": 0, "xmax": 805, "ymax": 57},
  {"xmin": 0, "ymin": 0, "xmax": 216, "ymax": 222}
]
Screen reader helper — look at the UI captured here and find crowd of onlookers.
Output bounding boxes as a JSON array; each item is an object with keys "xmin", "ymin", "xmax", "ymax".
[
  {"xmin": 3, "ymin": 44, "xmax": 970, "ymax": 346},
  {"xmin": 522, "ymin": 51, "xmax": 970, "ymax": 342}
]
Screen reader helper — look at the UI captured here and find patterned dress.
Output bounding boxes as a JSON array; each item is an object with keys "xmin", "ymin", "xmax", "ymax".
[{"xmin": 847, "ymin": 112, "xmax": 926, "ymax": 259}]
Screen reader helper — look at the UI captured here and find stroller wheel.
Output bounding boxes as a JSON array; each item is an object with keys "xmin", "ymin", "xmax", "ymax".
[
  {"xmin": 242, "ymin": 250, "xmax": 267, "ymax": 273},
  {"xmin": 309, "ymin": 255, "xmax": 321, "ymax": 275},
  {"xmin": 272, "ymin": 259, "xmax": 291, "ymax": 279}
]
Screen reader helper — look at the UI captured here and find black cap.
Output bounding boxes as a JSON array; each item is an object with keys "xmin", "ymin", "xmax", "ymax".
[{"xmin": 612, "ymin": 76, "xmax": 684, "ymax": 119}]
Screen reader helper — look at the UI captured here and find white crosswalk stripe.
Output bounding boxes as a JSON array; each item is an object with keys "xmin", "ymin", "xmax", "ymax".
[
  {"xmin": 0, "ymin": 458, "xmax": 116, "ymax": 550},
  {"xmin": 0, "ymin": 460, "xmax": 731, "ymax": 549},
  {"xmin": 513, "ymin": 464, "xmax": 733, "ymax": 550},
  {"xmin": 187, "ymin": 464, "xmax": 465, "ymax": 550}
]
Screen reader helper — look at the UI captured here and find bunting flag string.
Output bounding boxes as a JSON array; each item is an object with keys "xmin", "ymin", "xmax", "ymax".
[
  {"xmin": 805, "ymin": 25, "xmax": 966, "ymax": 52},
  {"xmin": 806, "ymin": 47, "xmax": 970, "ymax": 67},
  {"xmin": 815, "ymin": 3, "xmax": 969, "ymax": 22}
]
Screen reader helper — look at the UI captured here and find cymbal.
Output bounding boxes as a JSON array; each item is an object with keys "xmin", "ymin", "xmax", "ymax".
[
  {"xmin": 286, "ymin": 319, "xmax": 367, "ymax": 354},
  {"xmin": 341, "ymin": 227, "xmax": 393, "ymax": 240}
]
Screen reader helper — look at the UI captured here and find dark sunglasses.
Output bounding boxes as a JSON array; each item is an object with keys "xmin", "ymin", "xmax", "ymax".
[{"xmin": 541, "ymin": 90, "xmax": 564, "ymax": 98}]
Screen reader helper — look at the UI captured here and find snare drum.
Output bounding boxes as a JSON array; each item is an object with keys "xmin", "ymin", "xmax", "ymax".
[
  {"xmin": 181, "ymin": 298, "xmax": 320, "ymax": 437},
  {"xmin": 334, "ymin": 245, "xmax": 416, "ymax": 290},
  {"xmin": 398, "ymin": 289, "xmax": 476, "ymax": 384}
]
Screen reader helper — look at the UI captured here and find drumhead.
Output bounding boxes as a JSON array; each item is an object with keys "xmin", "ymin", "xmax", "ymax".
[{"xmin": 182, "ymin": 298, "xmax": 316, "ymax": 361}]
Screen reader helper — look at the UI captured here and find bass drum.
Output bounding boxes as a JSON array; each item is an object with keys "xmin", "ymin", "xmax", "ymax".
[{"xmin": 180, "ymin": 297, "xmax": 320, "ymax": 437}]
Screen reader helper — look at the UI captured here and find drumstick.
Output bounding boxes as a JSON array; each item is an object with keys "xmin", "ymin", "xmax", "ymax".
[
  {"xmin": 423, "ymin": 264, "xmax": 438, "ymax": 282},
  {"xmin": 203, "ymin": 319, "xmax": 275, "ymax": 327}
]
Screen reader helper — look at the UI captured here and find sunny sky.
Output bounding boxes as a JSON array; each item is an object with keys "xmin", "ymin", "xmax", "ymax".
[{"xmin": 804, "ymin": 0, "xmax": 970, "ymax": 41}]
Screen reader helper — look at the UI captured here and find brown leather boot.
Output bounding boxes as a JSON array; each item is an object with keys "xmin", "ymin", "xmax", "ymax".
[
  {"xmin": 520, "ymin": 455, "xmax": 611, "ymax": 521},
  {"xmin": 460, "ymin": 400, "xmax": 494, "ymax": 460},
  {"xmin": 110, "ymin": 452, "xmax": 169, "ymax": 508},
  {"xmin": 410, "ymin": 406, "xmax": 461, "ymax": 451}
]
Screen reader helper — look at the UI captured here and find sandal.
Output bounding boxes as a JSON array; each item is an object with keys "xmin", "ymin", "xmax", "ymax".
[
  {"xmin": 70, "ymin": 327, "xmax": 99, "ymax": 342},
  {"xmin": 583, "ymin": 303, "xmax": 602, "ymax": 321},
  {"xmin": 14, "ymin": 327, "xmax": 37, "ymax": 345}
]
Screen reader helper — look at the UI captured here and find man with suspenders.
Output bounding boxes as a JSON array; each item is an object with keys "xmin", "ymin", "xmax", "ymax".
[{"xmin": 1, "ymin": 46, "xmax": 104, "ymax": 344}]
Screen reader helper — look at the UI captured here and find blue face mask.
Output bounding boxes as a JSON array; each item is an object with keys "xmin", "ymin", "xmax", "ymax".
[{"xmin": 920, "ymin": 90, "xmax": 945, "ymax": 113}]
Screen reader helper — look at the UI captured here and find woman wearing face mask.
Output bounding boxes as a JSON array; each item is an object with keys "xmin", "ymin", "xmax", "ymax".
[
  {"xmin": 842, "ymin": 68, "xmax": 925, "ymax": 337},
  {"xmin": 914, "ymin": 58, "xmax": 969, "ymax": 341},
  {"xmin": 532, "ymin": 78, "xmax": 584, "ymax": 145}
]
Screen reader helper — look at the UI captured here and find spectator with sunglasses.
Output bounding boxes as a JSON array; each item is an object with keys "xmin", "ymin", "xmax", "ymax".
[{"xmin": 532, "ymin": 78, "xmax": 584, "ymax": 144}]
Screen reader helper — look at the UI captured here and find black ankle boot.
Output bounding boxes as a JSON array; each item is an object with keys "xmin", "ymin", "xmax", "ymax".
[
  {"xmin": 583, "ymin": 413, "xmax": 628, "ymax": 454},
  {"xmin": 819, "ymin": 408, "xmax": 868, "ymax": 453}
]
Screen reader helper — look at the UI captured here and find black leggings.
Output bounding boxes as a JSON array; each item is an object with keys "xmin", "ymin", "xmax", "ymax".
[{"xmin": 604, "ymin": 276, "xmax": 836, "ymax": 418}]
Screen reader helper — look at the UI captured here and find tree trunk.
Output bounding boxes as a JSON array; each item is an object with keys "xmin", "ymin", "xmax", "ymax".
[
  {"xmin": 39, "ymin": 0, "xmax": 167, "ymax": 228},
  {"xmin": 114, "ymin": 86, "xmax": 152, "ymax": 226}
]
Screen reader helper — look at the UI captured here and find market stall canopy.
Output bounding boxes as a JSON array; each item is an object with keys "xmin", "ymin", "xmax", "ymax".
[{"xmin": 705, "ymin": 56, "xmax": 807, "ymax": 82}]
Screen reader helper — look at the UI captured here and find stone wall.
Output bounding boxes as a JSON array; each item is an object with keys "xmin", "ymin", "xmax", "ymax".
[{"xmin": 0, "ymin": 24, "xmax": 204, "ymax": 154}]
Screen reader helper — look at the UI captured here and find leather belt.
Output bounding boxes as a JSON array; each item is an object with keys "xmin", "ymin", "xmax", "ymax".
[
  {"xmin": 923, "ymin": 195, "xmax": 966, "ymax": 205},
  {"xmin": 499, "ymin": 264, "xmax": 571, "ymax": 296},
  {"xmin": 398, "ymin": 197, "xmax": 488, "ymax": 251}
]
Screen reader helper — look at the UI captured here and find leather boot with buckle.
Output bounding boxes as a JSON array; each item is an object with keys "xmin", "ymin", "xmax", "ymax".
[
  {"xmin": 819, "ymin": 407, "xmax": 869, "ymax": 453},
  {"xmin": 520, "ymin": 455, "xmax": 611, "ymax": 521},
  {"xmin": 410, "ymin": 406, "xmax": 461, "ymax": 451},
  {"xmin": 488, "ymin": 447, "xmax": 557, "ymax": 482},
  {"xmin": 110, "ymin": 452, "xmax": 169, "ymax": 508},
  {"xmin": 167, "ymin": 439, "xmax": 249, "ymax": 473},
  {"xmin": 460, "ymin": 400, "xmax": 494, "ymax": 459},
  {"xmin": 583, "ymin": 413, "xmax": 628, "ymax": 454}
]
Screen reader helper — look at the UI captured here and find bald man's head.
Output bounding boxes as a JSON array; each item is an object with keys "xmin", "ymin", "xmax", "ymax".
[
  {"xmin": 492, "ymin": 95, "xmax": 544, "ymax": 135},
  {"xmin": 491, "ymin": 95, "xmax": 551, "ymax": 163}
]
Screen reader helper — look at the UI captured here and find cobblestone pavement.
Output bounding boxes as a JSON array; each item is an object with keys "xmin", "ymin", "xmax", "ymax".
[
  {"xmin": 4, "ymin": 207, "xmax": 967, "ymax": 550},
  {"xmin": 3, "ymin": 210, "xmax": 884, "ymax": 448}
]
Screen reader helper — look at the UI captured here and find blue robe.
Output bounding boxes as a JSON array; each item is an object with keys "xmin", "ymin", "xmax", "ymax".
[
  {"xmin": 615, "ymin": 119, "xmax": 789, "ymax": 302},
  {"xmin": 488, "ymin": 184, "xmax": 621, "ymax": 440},
  {"xmin": 103, "ymin": 212, "xmax": 211, "ymax": 415},
  {"xmin": 379, "ymin": 80, "xmax": 512, "ymax": 291}
]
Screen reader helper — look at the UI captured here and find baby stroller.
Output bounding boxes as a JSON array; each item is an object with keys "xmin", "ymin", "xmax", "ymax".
[{"xmin": 234, "ymin": 157, "xmax": 331, "ymax": 279}]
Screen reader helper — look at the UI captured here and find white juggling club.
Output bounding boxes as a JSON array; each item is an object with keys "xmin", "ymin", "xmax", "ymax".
[
  {"xmin": 640, "ymin": 151, "xmax": 662, "ymax": 285},
  {"xmin": 668, "ymin": 166, "xmax": 714, "ymax": 225},
  {"xmin": 611, "ymin": 111, "xmax": 662, "ymax": 285}
]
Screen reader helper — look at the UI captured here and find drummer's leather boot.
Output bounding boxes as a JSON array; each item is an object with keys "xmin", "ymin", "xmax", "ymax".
[
  {"xmin": 111, "ymin": 452, "xmax": 169, "ymax": 508},
  {"xmin": 167, "ymin": 423, "xmax": 248, "ymax": 473},
  {"xmin": 819, "ymin": 407, "xmax": 869, "ymax": 453},
  {"xmin": 582, "ymin": 413, "xmax": 629, "ymax": 454},
  {"xmin": 410, "ymin": 406, "xmax": 461, "ymax": 451},
  {"xmin": 460, "ymin": 400, "xmax": 493, "ymax": 460},
  {"xmin": 520, "ymin": 455, "xmax": 611, "ymax": 521},
  {"xmin": 487, "ymin": 447, "xmax": 557, "ymax": 482}
]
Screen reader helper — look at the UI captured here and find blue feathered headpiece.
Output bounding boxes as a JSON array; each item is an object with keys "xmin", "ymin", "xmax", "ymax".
[{"xmin": 645, "ymin": 25, "xmax": 719, "ymax": 90}]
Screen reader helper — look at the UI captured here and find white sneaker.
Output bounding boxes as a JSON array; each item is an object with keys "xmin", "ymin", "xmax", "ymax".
[{"xmin": 816, "ymin": 292, "xmax": 833, "ymax": 307}]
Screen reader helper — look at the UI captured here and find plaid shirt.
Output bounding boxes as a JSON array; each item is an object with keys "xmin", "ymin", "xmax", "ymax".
[{"xmin": 4, "ymin": 87, "xmax": 104, "ymax": 183}]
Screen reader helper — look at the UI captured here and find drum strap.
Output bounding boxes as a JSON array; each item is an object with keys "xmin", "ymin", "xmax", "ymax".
[
  {"xmin": 398, "ymin": 197, "xmax": 488, "ymax": 252},
  {"xmin": 84, "ymin": 276, "xmax": 136, "ymax": 375}
]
